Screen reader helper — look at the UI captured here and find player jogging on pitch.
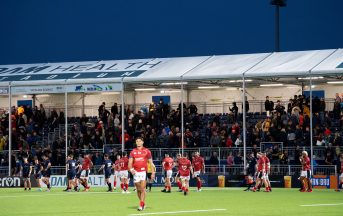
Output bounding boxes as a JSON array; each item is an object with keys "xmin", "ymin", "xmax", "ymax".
[
  {"xmin": 192, "ymin": 151, "xmax": 205, "ymax": 192},
  {"xmin": 299, "ymin": 151, "xmax": 312, "ymax": 192},
  {"xmin": 119, "ymin": 152, "xmax": 130, "ymax": 193},
  {"xmin": 161, "ymin": 153, "xmax": 174, "ymax": 193},
  {"xmin": 178, "ymin": 152, "xmax": 193, "ymax": 196},
  {"xmin": 128, "ymin": 137, "xmax": 155, "ymax": 211},
  {"xmin": 98, "ymin": 154, "xmax": 113, "ymax": 192}
]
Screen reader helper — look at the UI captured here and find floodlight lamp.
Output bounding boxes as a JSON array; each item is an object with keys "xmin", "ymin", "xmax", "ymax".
[{"xmin": 270, "ymin": 0, "xmax": 287, "ymax": 7}]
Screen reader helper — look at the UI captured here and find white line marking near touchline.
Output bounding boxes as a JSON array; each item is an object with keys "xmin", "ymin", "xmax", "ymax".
[
  {"xmin": 300, "ymin": 203, "xmax": 343, "ymax": 207},
  {"xmin": 128, "ymin": 208, "xmax": 227, "ymax": 216}
]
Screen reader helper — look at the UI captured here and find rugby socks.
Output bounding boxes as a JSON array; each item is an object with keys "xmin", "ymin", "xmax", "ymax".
[
  {"xmin": 81, "ymin": 181, "xmax": 86, "ymax": 188},
  {"xmin": 140, "ymin": 201, "xmax": 145, "ymax": 208},
  {"xmin": 107, "ymin": 182, "xmax": 112, "ymax": 190},
  {"xmin": 197, "ymin": 180, "xmax": 202, "ymax": 190},
  {"xmin": 167, "ymin": 186, "xmax": 171, "ymax": 191},
  {"xmin": 113, "ymin": 180, "xmax": 116, "ymax": 187},
  {"xmin": 307, "ymin": 179, "xmax": 311, "ymax": 190},
  {"xmin": 47, "ymin": 184, "xmax": 51, "ymax": 189},
  {"xmin": 148, "ymin": 183, "xmax": 152, "ymax": 190},
  {"xmin": 177, "ymin": 181, "xmax": 182, "ymax": 189},
  {"xmin": 121, "ymin": 183, "xmax": 124, "ymax": 190},
  {"xmin": 125, "ymin": 184, "xmax": 129, "ymax": 190}
]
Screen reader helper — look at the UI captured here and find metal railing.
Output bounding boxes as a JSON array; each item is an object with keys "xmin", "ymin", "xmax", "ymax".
[
  {"xmin": 31, "ymin": 164, "xmax": 338, "ymax": 176},
  {"xmin": 1, "ymin": 98, "xmax": 335, "ymax": 118}
]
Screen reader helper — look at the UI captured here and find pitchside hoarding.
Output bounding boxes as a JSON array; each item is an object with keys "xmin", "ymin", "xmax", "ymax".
[
  {"xmin": 40, "ymin": 175, "xmax": 209, "ymax": 188},
  {"xmin": 11, "ymin": 83, "xmax": 121, "ymax": 95}
]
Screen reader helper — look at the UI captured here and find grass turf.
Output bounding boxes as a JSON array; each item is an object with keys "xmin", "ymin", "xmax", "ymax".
[{"xmin": 0, "ymin": 187, "xmax": 341, "ymax": 216}]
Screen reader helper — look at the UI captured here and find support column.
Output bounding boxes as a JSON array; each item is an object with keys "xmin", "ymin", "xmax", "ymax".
[
  {"xmin": 65, "ymin": 87, "xmax": 68, "ymax": 175},
  {"xmin": 121, "ymin": 80, "xmax": 125, "ymax": 153},
  {"xmin": 8, "ymin": 84, "xmax": 12, "ymax": 176},
  {"xmin": 242, "ymin": 75, "xmax": 247, "ymax": 173}
]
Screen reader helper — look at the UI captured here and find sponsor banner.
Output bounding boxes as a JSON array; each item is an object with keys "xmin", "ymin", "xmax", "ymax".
[
  {"xmin": 66, "ymin": 83, "xmax": 121, "ymax": 93},
  {"xmin": 312, "ymin": 175, "xmax": 337, "ymax": 189},
  {"xmin": 11, "ymin": 83, "xmax": 122, "ymax": 95},
  {"xmin": 12, "ymin": 85, "xmax": 65, "ymax": 94},
  {"xmin": 1, "ymin": 70, "xmax": 146, "ymax": 82},
  {"xmin": 0, "ymin": 176, "xmax": 22, "ymax": 187},
  {"xmin": 0, "ymin": 59, "xmax": 163, "ymax": 76},
  {"xmin": 0, "ymin": 59, "xmax": 164, "ymax": 82},
  {"xmin": 0, "ymin": 87, "xmax": 9, "ymax": 95},
  {"xmin": 40, "ymin": 174, "xmax": 208, "ymax": 188}
]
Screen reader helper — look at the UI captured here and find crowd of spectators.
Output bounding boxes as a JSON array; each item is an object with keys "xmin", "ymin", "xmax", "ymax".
[{"xmin": 0, "ymin": 93, "xmax": 342, "ymax": 172}]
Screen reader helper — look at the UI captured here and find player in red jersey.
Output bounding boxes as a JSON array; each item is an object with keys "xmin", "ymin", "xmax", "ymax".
[
  {"xmin": 174, "ymin": 153, "xmax": 183, "ymax": 192},
  {"xmin": 192, "ymin": 151, "xmax": 205, "ymax": 192},
  {"xmin": 80, "ymin": 153, "xmax": 93, "ymax": 192},
  {"xmin": 252, "ymin": 153, "xmax": 266, "ymax": 192},
  {"xmin": 299, "ymin": 151, "xmax": 312, "ymax": 192},
  {"xmin": 119, "ymin": 152, "xmax": 130, "ymax": 193},
  {"xmin": 178, "ymin": 152, "xmax": 193, "ymax": 196},
  {"xmin": 262, "ymin": 152, "xmax": 271, "ymax": 192},
  {"xmin": 161, "ymin": 154, "xmax": 174, "ymax": 193},
  {"xmin": 128, "ymin": 137, "xmax": 155, "ymax": 211},
  {"xmin": 337, "ymin": 153, "xmax": 343, "ymax": 191},
  {"xmin": 113, "ymin": 154, "xmax": 121, "ymax": 190}
]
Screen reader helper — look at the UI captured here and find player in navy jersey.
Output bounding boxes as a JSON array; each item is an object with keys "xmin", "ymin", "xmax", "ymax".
[
  {"xmin": 21, "ymin": 157, "xmax": 32, "ymax": 191},
  {"xmin": 98, "ymin": 154, "xmax": 113, "ymax": 192},
  {"xmin": 41, "ymin": 155, "xmax": 52, "ymax": 192},
  {"xmin": 33, "ymin": 156, "xmax": 43, "ymax": 191},
  {"xmin": 74, "ymin": 159, "xmax": 82, "ymax": 192},
  {"xmin": 64, "ymin": 154, "xmax": 77, "ymax": 192}
]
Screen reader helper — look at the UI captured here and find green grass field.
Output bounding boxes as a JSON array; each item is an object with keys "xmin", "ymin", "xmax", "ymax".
[{"xmin": 0, "ymin": 187, "xmax": 341, "ymax": 216}]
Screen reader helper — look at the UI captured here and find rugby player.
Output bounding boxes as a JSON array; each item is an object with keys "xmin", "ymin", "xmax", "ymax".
[
  {"xmin": 192, "ymin": 152, "xmax": 205, "ymax": 192},
  {"xmin": 128, "ymin": 137, "xmax": 155, "ymax": 211},
  {"xmin": 64, "ymin": 154, "xmax": 76, "ymax": 192},
  {"xmin": 22, "ymin": 157, "xmax": 32, "ymax": 191},
  {"xmin": 161, "ymin": 154, "xmax": 174, "ymax": 193},
  {"xmin": 98, "ymin": 154, "xmax": 113, "ymax": 192},
  {"xmin": 299, "ymin": 151, "xmax": 312, "ymax": 192},
  {"xmin": 119, "ymin": 152, "xmax": 130, "ymax": 193},
  {"xmin": 178, "ymin": 152, "xmax": 193, "ymax": 196},
  {"xmin": 41, "ymin": 154, "xmax": 52, "ymax": 192}
]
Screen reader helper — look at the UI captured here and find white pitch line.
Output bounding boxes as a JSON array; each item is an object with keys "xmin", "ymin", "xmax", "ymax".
[
  {"xmin": 0, "ymin": 191, "xmax": 125, "ymax": 198},
  {"xmin": 300, "ymin": 203, "xmax": 343, "ymax": 207},
  {"xmin": 128, "ymin": 208, "xmax": 227, "ymax": 216}
]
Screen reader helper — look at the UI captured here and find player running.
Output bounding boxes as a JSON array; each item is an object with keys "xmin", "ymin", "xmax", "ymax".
[
  {"xmin": 299, "ymin": 151, "xmax": 312, "ymax": 192},
  {"xmin": 64, "ymin": 154, "xmax": 77, "ymax": 192},
  {"xmin": 33, "ymin": 156, "xmax": 43, "ymax": 191},
  {"xmin": 128, "ymin": 137, "xmax": 155, "ymax": 211},
  {"xmin": 119, "ymin": 152, "xmax": 130, "ymax": 193},
  {"xmin": 192, "ymin": 151, "xmax": 205, "ymax": 192},
  {"xmin": 161, "ymin": 153, "xmax": 174, "ymax": 193},
  {"xmin": 178, "ymin": 152, "xmax": 193, "ymax": 196},
  {"xmin": 41, "ymin": 154, "xmax": 52, "ymax": 192},
  {"xmin": 22, "ymin": 157, "xmax": 32, "ymax": 191},
  {"xmin": 80, "ymin": 153, "xmax": 93, "ymax": 192}
]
